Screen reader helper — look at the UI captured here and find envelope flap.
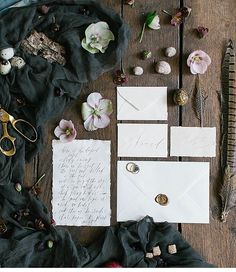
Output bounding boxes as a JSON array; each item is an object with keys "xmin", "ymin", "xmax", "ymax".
[{"xmin": 117, "ymin": 87, "xmax": 167, "ymax": 111}]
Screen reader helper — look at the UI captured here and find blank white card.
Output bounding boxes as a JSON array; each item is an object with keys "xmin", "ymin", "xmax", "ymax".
[{"xmin": 170, "ymin": 127, "xmax": 216, "ymax": 157}]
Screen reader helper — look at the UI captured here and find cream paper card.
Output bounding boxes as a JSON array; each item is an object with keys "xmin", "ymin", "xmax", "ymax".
[
  {"xmin": 170, "ymin": 127, "xmax": 216, "ymax": 157},
  {"xmin": 52, "ymin": 140, "xmax": 111, "ymax": 226},
  {"xmin": 117, "ymin": 86, "xmax": 168, "ymax": 120},
  {"xmin": 118, "ymin": 124, "xmax": 168, "ymax": 158},
  {"xmin": 117, "ymin": 161, "xmax": 209, "ymax": 223}
]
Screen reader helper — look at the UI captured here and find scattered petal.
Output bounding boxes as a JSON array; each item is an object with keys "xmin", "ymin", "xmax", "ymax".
[
  {"xmin": 87, "ymin": 92, "xmax": 103, "ymax": 108},
  {"xmin": 93, "ymin": 114, "xmax": 110, "ymax": 129}
]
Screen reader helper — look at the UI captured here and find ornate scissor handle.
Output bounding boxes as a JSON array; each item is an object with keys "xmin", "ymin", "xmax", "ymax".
[
  {"xmin": 0, "ymin": 123, "xmax": 16, "ymax": 157},
  {"xmin": 11, "ymin": 119, "xmax": 38, "ymax": 143}
]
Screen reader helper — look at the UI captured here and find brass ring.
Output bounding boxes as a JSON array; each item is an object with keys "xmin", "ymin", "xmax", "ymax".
[
  {"xmin": 155, "ymin": 194, "xmax": 169, "ymax": 206},
  {"xmin": 126, "ymin": 162, "xmax": 140, "ymax": 174}
]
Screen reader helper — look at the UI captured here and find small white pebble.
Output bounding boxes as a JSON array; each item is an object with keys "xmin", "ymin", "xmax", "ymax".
[
  {"xmin": 165, "ymin": 47, "xmax": 177, "ymax": 57},
  {"xmin": 145, "ymin": 252, "xmax": 154, "ymax": 259},
  {"xmin": 153, "ymin": 246, "xmax": 161, "ymax": 256},
  {"xmin": 168, "ymin": 244, "xmax": 177, "ymax": 255},
  {"xmin": 155, "ymin": 61, "xmax": 171, "ymax": 75},
  {"xmin": 133, "ymin": 66, "xmax": 143, "ymax": 76}
]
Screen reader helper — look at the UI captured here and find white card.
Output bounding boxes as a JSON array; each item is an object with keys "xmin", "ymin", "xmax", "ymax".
[
  {"xmin": 118, "ymin": 124, "xmax": 168, "ymax": 158},
  {"xmin": 117, "ymin": 161, "xmax": 209, "ymax": 224},
  {"xmin": 52, "ymin": 140, "xmax": 111, "ymax": 226},
  {"xmin": 170, "ymin": 127, "xmax": 216, "ymax": 157},
  {"xmin": 117, "ymin": 86, "xmax": 168, "ymax": 120}
]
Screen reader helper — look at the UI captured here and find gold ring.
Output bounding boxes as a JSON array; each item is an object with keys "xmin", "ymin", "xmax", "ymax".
[
  {"xmin": 155, "ymin": 194, "xmax": 169, "ymax": 206},
  {"xmin": 126, "ymin": 162, "xmax": 140, "ymax": 174}
]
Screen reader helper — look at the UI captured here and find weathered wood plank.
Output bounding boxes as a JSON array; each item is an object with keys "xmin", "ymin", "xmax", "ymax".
[{"xmin": 181, "ymin": 0, "xmax": 236, "ymax": 267}]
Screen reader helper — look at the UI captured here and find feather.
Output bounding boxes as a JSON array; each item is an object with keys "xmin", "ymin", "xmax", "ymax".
[
  {"xmin": 192, "ymin": 74, "xmax": 208, "ymax": 127},
  {"xmin": 220, "ymin": 40, "xmax": 236, "ymax": 222}
]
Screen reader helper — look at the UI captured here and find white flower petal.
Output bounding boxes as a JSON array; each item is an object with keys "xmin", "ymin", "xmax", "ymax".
[
  {"xmin": 54, "ymin": 126, "xmax": 64, "ymax": 138},
  {"xmin": 84, "ymin": 115, "xmax": 98, "ymax": 131},
  {"xmin": 82, "ymin": 38, "xmax": 99, "ymax": 54},
  {"xmin": 81, "ymin": 102, "xmax": 93, "ymax": 121},
  {"xmin": 93, "ymin": 114, "xmax": 110, "ymax": 129},
  {"xmin": 87, "ymin": 92, "xmax": 103, "ymax": 108},
  {"xmin": 98, "ymin": 99, "xmax": 113, "ymax": 115},
  {"xmin": 148, "ymin": 16, "xmax": 160, "ymax": 30}
]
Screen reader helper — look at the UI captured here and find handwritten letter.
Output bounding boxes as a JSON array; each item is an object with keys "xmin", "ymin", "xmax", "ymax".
[{"xmin": 52, "ymin": 140, "xmax": 111, "ymax": 226}]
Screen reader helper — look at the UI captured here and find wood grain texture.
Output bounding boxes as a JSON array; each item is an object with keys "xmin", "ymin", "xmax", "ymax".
[
  {"xmin": 22, "ymin": 0, "xmax": 236, "ymax": 267},
  {"xmin": 181, "ymin": 0, "xmax": 236, "ymax": 267}
]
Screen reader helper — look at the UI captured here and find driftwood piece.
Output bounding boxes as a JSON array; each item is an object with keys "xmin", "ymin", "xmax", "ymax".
[{"xmin": 21, "ymin": 30, "xmax": 66, "ymax": 66}]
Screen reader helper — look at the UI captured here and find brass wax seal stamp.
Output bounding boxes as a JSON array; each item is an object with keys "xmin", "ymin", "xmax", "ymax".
[{"xmin": 155, "ymin": 194, "xmax": 169, "ymax": 206}]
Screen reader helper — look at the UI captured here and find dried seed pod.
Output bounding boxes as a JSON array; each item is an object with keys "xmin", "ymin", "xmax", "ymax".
[
  {"xmin": 142, "ymin": 50, "xmax": 152, "ymax": 60},
  {"xmin": 173, "ymin": 89, "xmax": 189, "ymax": 106},
  {"xmin": 168, "ymin": 244, "xmax": 177, "ymax": 254},
  {"xmin": 133, "ymin": 66, "xmax": 143, "ymax": 76},
  {"xmin": 165, "ymin": 47, "xmax": 177, "ymax": 57},
  {"xmin": 155, "ymin": 61, "xmax": 171, "ymax": 75}
]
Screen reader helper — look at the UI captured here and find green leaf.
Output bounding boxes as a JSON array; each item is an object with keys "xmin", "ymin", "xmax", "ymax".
[{"xmin": 145, "ymin": 11, "xmax": 156, "ymax": 26}]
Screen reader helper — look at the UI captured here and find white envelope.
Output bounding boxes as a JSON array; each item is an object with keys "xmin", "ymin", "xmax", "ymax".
[
  {"xmin": 117, "ymin": 161, "xmax": 209, "ymax": 224},
  {"xmin": 117, "ymin": 86, "xmax": 168, "ymax": 120},
  {"xmin": 118, "ymin": 124, "xmax": 168, "ymax": 158},
  {"xmin": 170, "ymin": 127, "xmax": 216, "ymax": 157}
]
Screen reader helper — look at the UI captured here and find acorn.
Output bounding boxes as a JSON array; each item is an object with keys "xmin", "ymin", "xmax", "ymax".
[
  {"xmin": 173, "ymin": 89, "xmax": 189, "ymax": 106},
  {"xmin": 141, "ymin": 50, "xmax": 152, "ymax": 60},
  {"xmin": 133, "ymin": 66, "xmax": 143, "ymax": 76}
]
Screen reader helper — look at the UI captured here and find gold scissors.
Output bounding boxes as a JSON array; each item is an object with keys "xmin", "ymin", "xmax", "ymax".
[{"xmin": 0, "ymin": 106, "xmax": 38, "ymax": 157}]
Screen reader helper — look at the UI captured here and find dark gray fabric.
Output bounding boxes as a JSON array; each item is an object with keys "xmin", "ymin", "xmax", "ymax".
[{"xmin": 0, "ymin": 1, "xmax": 214, "ymax": 268}]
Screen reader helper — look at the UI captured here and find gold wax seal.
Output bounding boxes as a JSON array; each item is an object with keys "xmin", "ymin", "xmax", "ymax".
[{"xmin": 155, "ymin": 194, "xmax": 169, "ymax": 206}]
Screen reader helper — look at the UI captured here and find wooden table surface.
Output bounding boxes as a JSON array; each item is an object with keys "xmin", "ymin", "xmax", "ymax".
[{"xmin": 24, "ymin": 0, "xmax": 236, "ymax": 268}]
